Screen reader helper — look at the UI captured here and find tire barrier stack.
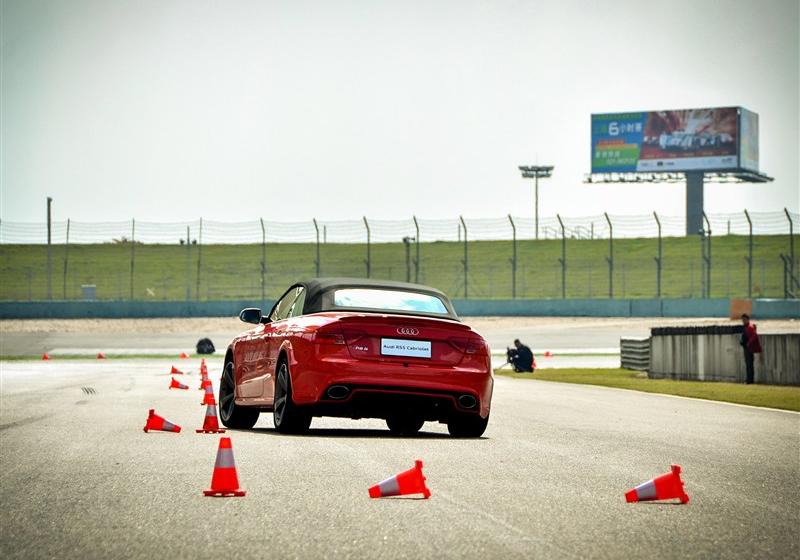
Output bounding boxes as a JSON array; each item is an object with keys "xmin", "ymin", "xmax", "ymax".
[{"xmin": 620, "ymin": 337, "xmax": 651, "ymax": 371}]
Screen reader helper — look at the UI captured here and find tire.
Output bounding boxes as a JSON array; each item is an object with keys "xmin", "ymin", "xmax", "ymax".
[
  {"xmin": 386, "ymin": 415, "xmax": 425, "ymax": 436},
  {"xmin": 447, "ymin": 414, "xmax": 489, "ymax": 438},
  {"xmin": 219, "ymin": 360, "xmax": 260, "ymax": 429},
  {"xmin": 273, "ymin": 360, "xmax": 312, "ymax": 434}
]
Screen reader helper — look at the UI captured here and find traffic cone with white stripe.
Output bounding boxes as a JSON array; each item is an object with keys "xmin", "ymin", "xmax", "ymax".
[
  {"xmin": 203, "ymin": 437, "xmax": 245, "ymax": 497},
  {"xmin": 369, "ymin": 460, "xmax": 430, "ymax": 499},
  {"xmin": 625, "ymin": 465, "xmax": 689, "ymax": 504},
  {"xmin": 201, "ymin": 381, "xmax": 216, "ymax": 405},
  {"xmin": 170, "ymin": 377, "xmax": 189, "ymax": 390},
  {"xmin": 143, "ymin": 409, "xmax": 181, "ymax": 433},
  {"xmin": 196, "ymin": 404, "xmax": 226, "ymax": 434}
]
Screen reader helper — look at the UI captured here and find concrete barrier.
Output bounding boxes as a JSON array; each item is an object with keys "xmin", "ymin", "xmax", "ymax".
[
  {"xmin": 0, "ymin": 298, "xmax": 798, "ymax": 320},
  {"xmin": 649, "ymin": 331, "xmax": 800, "ymax": 386}
]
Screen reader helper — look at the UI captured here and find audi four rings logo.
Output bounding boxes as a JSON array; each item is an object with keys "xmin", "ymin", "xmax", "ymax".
[{"xmin": 397, "ymin": 327, "xmax": 419, "ymax": 336}]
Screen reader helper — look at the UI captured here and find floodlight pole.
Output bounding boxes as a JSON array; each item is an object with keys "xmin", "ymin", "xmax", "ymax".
[{"xmin": 519, "ymin": 166, "xmax": 554, "ymax": 240}]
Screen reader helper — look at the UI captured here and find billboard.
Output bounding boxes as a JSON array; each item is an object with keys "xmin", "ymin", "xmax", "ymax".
[{"xmin": 591, "ymin": 107, "xmax": 759, "ymax": 173}]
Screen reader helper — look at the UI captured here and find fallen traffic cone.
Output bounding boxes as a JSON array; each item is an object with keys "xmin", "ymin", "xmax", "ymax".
[
  {"xmin": 369, "ymin": 460, "xmax": 431, "ymax": 499},
  {"xmin": 203, "ymin": 437, "xmax": 245, "ymax": 497},
  {"xmin": 42, "ymin": 353, "xmax": 50, "ymax": 360},
  {"xmin": 626, "ymin": 464, "xmax": 689, "ymax": 504},
  {"xmin": 170, "ymin": 365, "xmax": 184, "ymax": 375},
  {"xmin": 170, "ymin": 377, "xmax": 189, "ymax": 390},
  {"xmin": 201, "ymin": 381, "xmax": 216, "ymax": 405},
  {"xmin": 143, "ymin": 409, "xmax": 181, "ymax": 433},
  {"xmin": 97, "ymin": 352, "xmax": 106, "ymax": 359},
  {"xmin": 196, "ymin": 404, "xmax": 226, "ymax": 434},
  {"xmin": 180, "ymin": 352, "xmax": 190, "ymax": 359},
  {"xmin": 544, "ymin": 350, "xmax": 552, "ymax": 357}
]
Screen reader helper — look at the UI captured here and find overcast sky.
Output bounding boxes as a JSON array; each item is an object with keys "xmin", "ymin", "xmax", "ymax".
[{"xmin": 2, "ymin": 0, "xmax": 798, "ymax": 223}]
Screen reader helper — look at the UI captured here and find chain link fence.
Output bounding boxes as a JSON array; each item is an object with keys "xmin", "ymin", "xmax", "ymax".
[{"xmin": 0, "ymin": 210, "xmax": 797, "ymax": 301}]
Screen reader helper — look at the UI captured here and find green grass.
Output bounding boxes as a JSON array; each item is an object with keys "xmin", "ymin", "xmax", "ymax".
[
  {"xmin": 0, "ymin": 354, "xmax": 208, "ymax": 361},
  {"xmin": 0, "ymin": 234, "xmax": 795, "ymax": 301},
  {"xmin": 496, "ymin": 368, "xmax": 800, "ymax": 412}
]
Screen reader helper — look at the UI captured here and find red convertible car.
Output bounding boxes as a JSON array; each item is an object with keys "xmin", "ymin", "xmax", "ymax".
[{"xmin": 218, "ymin": 278, "xmax": 493, "ymax": 437}]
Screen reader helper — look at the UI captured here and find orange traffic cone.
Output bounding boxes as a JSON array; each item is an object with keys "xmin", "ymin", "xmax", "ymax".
[
  {"xmin": 169, "ymin": 377, "xmax": 189, "ymax": 390},
  {"xmin": 170, "ymin": 365, "xmax": 184, "ymax": 375},
  {"xmin": 180, "ymin": 352, "xmax": 190, "ymax": 359},
  {"xmin": 97, "ymin": 352, "xmax": 106, "ymax": 359},
  {"xmin": 199, "ymin": 377, "xmax": 212, "ymax": 391},
  {"xmin": 42, "ymin": 353, "xmax": 50, "ymax": 360},
  {"xmin": 626, "ymin": 465, "xmax": 689, "ymax": 504},
  {"xmin": 204, "ymin": 437, "xmax": 245, "ymax": 497},
  {"xmin": 369, "ymin": 460, "xmax": 431, "ymax": 499},
  {"xmin": 544, "ymin": 350, "xmax": 552, "ymax": 357},
  {"xmin": 200, "ymin": 358, "xmax": 207, "ymax": 374},
  {"xmin": 201, "ymin": 382, "xmax": 216, "ymax": 405},
  {"xmin": 196, "ymin": 404, "xmax": 226, "ymax": 434},
  {"xmin": 143, "ymin": 409, "xmax": 181, "ymax": 433}
]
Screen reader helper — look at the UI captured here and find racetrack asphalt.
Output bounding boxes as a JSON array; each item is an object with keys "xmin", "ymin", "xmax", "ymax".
[{"xmin": 1, "ymin": 358, "xmax": 798, "ymax": 559}]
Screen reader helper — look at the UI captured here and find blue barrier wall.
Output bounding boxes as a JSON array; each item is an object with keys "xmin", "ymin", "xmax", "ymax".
[{"xmin": 2, "ymin": 298, "xmax": 797, "ymax": 319}]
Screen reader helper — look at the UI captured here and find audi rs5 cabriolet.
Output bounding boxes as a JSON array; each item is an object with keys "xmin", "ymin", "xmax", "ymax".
[{"xmin": 219, "ymin": 278, "xmax": 493, "ymax": 437}]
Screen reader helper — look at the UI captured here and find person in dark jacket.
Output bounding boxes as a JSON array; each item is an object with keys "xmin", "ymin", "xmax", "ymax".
[
  {"xmin": 739, "ymin": 314, "xmax": 762, "ymax": 384},
  {"xmin": 507, "ymin": 339, "xmax": 534, "ymax": 373}
]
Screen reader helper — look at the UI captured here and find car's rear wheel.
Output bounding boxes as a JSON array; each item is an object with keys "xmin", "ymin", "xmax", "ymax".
[
  {"xmin": 273, "ymin": 360, "xmax": 312, "ymax": 434},
  {"xmin": 219, "ymin": 360, "xmax": 260, "ymax": 429},
  {"xmin": 386, "ymin": 414, "xmax": 425, "ymax": 436},
  {"xmin": 447, "ymin": 414, "xmax": 489, "ymax": 438}
]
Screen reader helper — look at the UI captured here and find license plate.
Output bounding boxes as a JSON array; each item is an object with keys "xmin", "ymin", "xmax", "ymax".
[{"xmin": 380, "ymin": 338, "xmax": 431, "ymax": 359}]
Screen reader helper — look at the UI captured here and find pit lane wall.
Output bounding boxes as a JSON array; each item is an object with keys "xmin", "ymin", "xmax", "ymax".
[{"xmin": 0, "ymin": 298, "xmax": 797, "ymax": 319}]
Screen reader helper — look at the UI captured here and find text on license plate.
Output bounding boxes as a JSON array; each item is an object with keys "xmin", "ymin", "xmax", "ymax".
[{"xmin": 380, "ymin": 338, "xmax": 431, "ymax": 359}]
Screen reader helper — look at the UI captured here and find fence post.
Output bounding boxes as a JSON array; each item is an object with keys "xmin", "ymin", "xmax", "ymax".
[
  {"xmin": 412, "ymin": 216, "xmax": 420, "ymax": 283},
  {"xmin": 363, "ymin": 216, "xmax": 371, "ymax": 278},
  {"xmin": 313, "ymin": 219, "xmax": 320, "ymax": 277},
  {"xmin": 460, "ymin": 216, "xmax": 468, "ymax": 299},
  {"xmin": 403, "ymin": 236, "xmax": 412, "ymax": 282},
  {"xmin": 185, "ymin": 226, "xmax": 191, "ymax": 301},
  {"xmin": 557, "ymin": 214, "xmax": 566, "ymax": 298},
  {"xmin": 508, "ymin": 214, "xmax": 517, "ymax": 299},
  {"xmin": 703, "ymin": 212, "xmax": 711, "ymax": 298},
  {"xmin": 786, "ymin": 208, "xmax": 797, "ymax": 294},
  {"xmin": 605, "ymin": 212, "xmax": 613, "ymax": 299},
  {"xmin": 47, "ymin": 197, "xmax": 53, "ymax": 300},
  {"xmin": 63, "ymin": 218, "xmax": 70, "ymax": 299},
  {"xmin": 260, "ymin": 218, "xmax": 266, "ymax": 302},
  {"xmin": 196, "ymin": 218, "xmax": 203, "ymax": 300},
  {"xmin": 129, "ymin": 219, "xmax": 135, "ymax": 300},
  {"xmin": 744, "ymin": 210, "xmax": 753, "ymax": 298},
  {"xmin": 653, "ymin": 212, "xmax": 662, "ymax": 298}
]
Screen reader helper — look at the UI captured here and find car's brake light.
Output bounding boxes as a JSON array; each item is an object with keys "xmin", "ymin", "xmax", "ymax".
[
  {"xmin": 466, "ymin": 335, "xmax": 489, "ymax": 356},
  {"xmin": 341, "ymin": 329, "xmax": 367, "ymax": 345},
  {"xmin": 314, "ymin": 326, "xmax": 346, "ymax": 345}
]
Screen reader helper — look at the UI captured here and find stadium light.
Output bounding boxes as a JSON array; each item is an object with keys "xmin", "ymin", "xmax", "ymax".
[{"xmin": 518, "ymin": 165, "xmax": 554, "ymax": 240}]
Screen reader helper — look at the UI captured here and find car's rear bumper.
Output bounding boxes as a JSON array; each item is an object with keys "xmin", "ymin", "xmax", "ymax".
[{"xmin": 291, "ymin": 357, "xmax": 493, "ymax": 420}]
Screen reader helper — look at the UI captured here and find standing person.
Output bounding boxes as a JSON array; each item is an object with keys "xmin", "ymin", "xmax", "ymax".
[
  {"xmin": 739, "ymin": 314, "xmax": 762, "ymax": 384},
  {"xmin": 507, "ymin": 339, "xmax": 534, "ymax": 373}
]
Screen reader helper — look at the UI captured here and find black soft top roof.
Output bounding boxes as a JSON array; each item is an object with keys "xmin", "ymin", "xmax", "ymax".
[{"xmin": 295, "ymin": 277, "xmax": 459, "ymax": 321}]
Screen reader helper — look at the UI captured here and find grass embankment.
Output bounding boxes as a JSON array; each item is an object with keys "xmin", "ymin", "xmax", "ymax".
[
  {"xmin": 495, "ymin": 368, "xmax": 800, "ymax": 412},
  {"xmin": 0, "ymin": 234, "xmax": 795, "ymax": 300}
]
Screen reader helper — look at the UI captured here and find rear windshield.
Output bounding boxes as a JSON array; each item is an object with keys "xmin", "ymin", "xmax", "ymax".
[{"xmin": 332, "ymin": 288, "xmax": 448, "ymax": 314}]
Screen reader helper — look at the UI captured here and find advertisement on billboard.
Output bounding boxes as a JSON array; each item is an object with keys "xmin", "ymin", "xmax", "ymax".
[{"xmin": 591, "ymin": 107, "xmax": 751, "ymax": 173}]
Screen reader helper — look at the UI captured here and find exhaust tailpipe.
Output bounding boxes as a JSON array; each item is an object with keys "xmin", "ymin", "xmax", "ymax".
[
  {"xmin": 457, "ymin": 394, "xmax": 478, "ymax": 409},
  {"xmin": 326, "ymin": 385, "xmax": 350, "ymax": 400}
]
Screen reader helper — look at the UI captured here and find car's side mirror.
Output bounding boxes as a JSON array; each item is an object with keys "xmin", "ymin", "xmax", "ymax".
[{"xmin": 239, "ymin": 308, "xmax": 263, "ymax": 325}]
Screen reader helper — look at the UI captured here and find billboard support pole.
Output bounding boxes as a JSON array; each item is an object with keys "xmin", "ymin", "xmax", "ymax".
[
  {"xmin": 686, "ymin": 172, "xmax": 704, "ymax": 236},
  {"xmin": 459, "ymin": 216, "xmax": 468, "ymax": 299},
  {"xmin": 508, "ymin": 214, "xmax": 517, "ymax": 299},
  {"xmin": 557, "ymin": 214, "xmax": 566, "ymax": 299},
  {"xmin": 604, "ymin": 212, "xmax": 613, "ymax": 299},
  {"xmin": 744, "ymin": 210, "xmax": 753, "ymax": 298}
]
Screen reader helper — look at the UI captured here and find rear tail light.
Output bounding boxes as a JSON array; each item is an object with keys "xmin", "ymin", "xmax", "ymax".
[
  {"xmin": 314, "ymin": 325, "xmax": 345, "ymax": 345},
  {"xmin": 341, "ymin": 329, "xmax": 367, "ymax": 345},
  {"xmin": 448, "ymin": 335, "xmax": 489, "ymax": 356}
]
